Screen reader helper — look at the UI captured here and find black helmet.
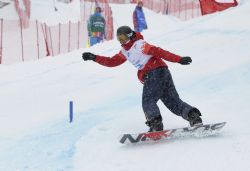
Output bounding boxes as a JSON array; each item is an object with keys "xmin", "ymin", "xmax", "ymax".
[{"xmin": 116, "ymin": 26, "xmax": 135, "ymax": 39}]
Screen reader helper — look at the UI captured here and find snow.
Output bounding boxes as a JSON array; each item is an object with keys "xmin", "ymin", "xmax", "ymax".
[
  {"xmin": 1, "ymin": 1, "xmax": 250, "ymax": 171},
  {"xmin": 30, "ymin": 0, "xmax": 80, "ymax": 25},
  {"xmin": 0, "ymin": 0, "xmax": 19, "ymax": 20},
  {"xmin": 0, "ymin": 0, "xmax": 80, "ymax": 24}
]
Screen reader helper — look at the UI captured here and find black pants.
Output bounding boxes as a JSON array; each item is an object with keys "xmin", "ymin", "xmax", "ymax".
[{"xmin": 142, "ymin": 67, "xmax": 193, "ymax": 121}]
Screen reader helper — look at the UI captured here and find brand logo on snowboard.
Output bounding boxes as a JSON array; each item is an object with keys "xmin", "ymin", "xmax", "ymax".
[{"xmin": 120, "ymin": 122, "xmax": 226, "ymax": 144}]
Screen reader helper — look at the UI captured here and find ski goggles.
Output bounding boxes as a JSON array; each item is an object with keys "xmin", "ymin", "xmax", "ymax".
[{"xmin": 117, "ymin": 34, "xmax": 130, "ymax": 45}]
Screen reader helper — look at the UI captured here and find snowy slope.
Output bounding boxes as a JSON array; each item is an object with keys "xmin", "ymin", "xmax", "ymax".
[
  {"xmin": 0, "ymin": 0, "xmax": 80, "ymax": 24},
  {"xmin": 30, "ymin": 0, "xmax": 80, "ymax": 25},
  {"xmin": 0, "ymin": 1, "xmax": 250, "ymax": 171}
]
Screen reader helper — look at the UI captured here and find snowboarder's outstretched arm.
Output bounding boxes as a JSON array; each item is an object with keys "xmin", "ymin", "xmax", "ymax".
[
  {"xmin": 82, "ymin": 51, "xmax": 127, "ymax": 67},
  {"xmin": 142, "ymin": 42, "xmax": 192, "ymax": 65}
]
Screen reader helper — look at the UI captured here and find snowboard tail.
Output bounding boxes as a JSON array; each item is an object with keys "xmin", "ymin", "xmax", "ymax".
[{"xmin": 120, "ymin": 122, "xmax": 226, "ymax": 144}]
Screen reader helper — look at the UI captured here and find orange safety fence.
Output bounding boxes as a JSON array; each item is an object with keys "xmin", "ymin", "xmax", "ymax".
[
  {"xmin": 109, "ymin": 0, "xmax": 238, "ymax": 20},
  {"xmin": 143, "ymin": 0, "xmax": 202, "ymax": 20},
  {"xmin": 14, "ymin": 0, "xmax": 31, "ymax": 28},
  {"xmin": 108, "ymin": 0, "xmax": 136, "ymax": 3},
  {"xmin": 0, "ymin": 0, "xmax": 238, "ymax": 65},
  {"xmin": 108, "ymin": 0, "xmax": 202, "ymax": 20},
  {"xmin": 0, "ymin": 0, "xmax": 113, "ymax": 64},
  {"xmin": 0, "ymin": 19, "xmax": 47, "ymax": 64}
]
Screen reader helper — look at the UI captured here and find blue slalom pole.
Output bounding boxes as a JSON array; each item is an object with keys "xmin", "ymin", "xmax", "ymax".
[{"xmin": 69, "ymin": 101, "xmax": 73, "ymax": 123}]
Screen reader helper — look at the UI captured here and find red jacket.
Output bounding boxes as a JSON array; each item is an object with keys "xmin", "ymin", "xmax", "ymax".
[{"xmin": 95, "ymin": 33, "xmax": 181, "ymax": 83}]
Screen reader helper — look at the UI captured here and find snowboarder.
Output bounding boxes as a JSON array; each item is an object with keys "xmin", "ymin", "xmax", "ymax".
[
  {"xmin": 82, "ymin": 26, "xmax": 202, "ymax": 132},
  {"xmin": 133, "ymin": 1, "xmax": 148, "ymax": 32}
]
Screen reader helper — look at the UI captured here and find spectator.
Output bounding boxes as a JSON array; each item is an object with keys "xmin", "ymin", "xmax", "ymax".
[
  {"xmin": 87, "ymin": 6, "xmax": 106, "ymax": 46},
  {"xmin": 133, "ymin": 1, "xmax": 148, "ymax": 32}
]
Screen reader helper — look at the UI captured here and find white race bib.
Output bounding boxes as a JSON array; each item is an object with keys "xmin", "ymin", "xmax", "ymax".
[{"xmin": 121, "ymin": 40, "xmax": 151, "ymax": 70}]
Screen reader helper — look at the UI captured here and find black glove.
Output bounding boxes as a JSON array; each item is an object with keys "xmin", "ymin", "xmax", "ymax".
[
  {"xmin": 82, "ymin": 52, "xmax": 96, "ymax": 61},
  {"xmin": 179, "ymin": 56, "xmax": 192, "ymax": 65}
]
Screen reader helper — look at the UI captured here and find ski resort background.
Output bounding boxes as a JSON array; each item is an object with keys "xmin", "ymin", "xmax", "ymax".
[{"xmin": 0, "ymin": 0, "xmax": 238, "ymax": 64}]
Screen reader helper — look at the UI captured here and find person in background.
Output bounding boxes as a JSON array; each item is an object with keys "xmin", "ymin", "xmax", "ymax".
[
  {"xmin": 87, "ymin": 6, "xmax": 106, "ymax": 46},
  {"xmin": 133, "ymin": 1, "xmax": 148, "ymax": 32},
  {"xmin": 82, "ymin": 26, "xmax": 203, "ymax": 132}
]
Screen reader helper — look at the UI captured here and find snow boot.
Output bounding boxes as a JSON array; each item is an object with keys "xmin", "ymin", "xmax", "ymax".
[
  {"xmin": 145, "ymin": 116, "xmax": 164, "ymax": 132},
  {"xmin": 187, "ymin": 108, "xmax": 203, "ymax": 127}
]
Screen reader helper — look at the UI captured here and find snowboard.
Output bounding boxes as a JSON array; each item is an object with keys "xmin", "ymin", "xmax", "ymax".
[{"xmin": 119, "ymin": 122, "xmax": 226, "ymax": 144}]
